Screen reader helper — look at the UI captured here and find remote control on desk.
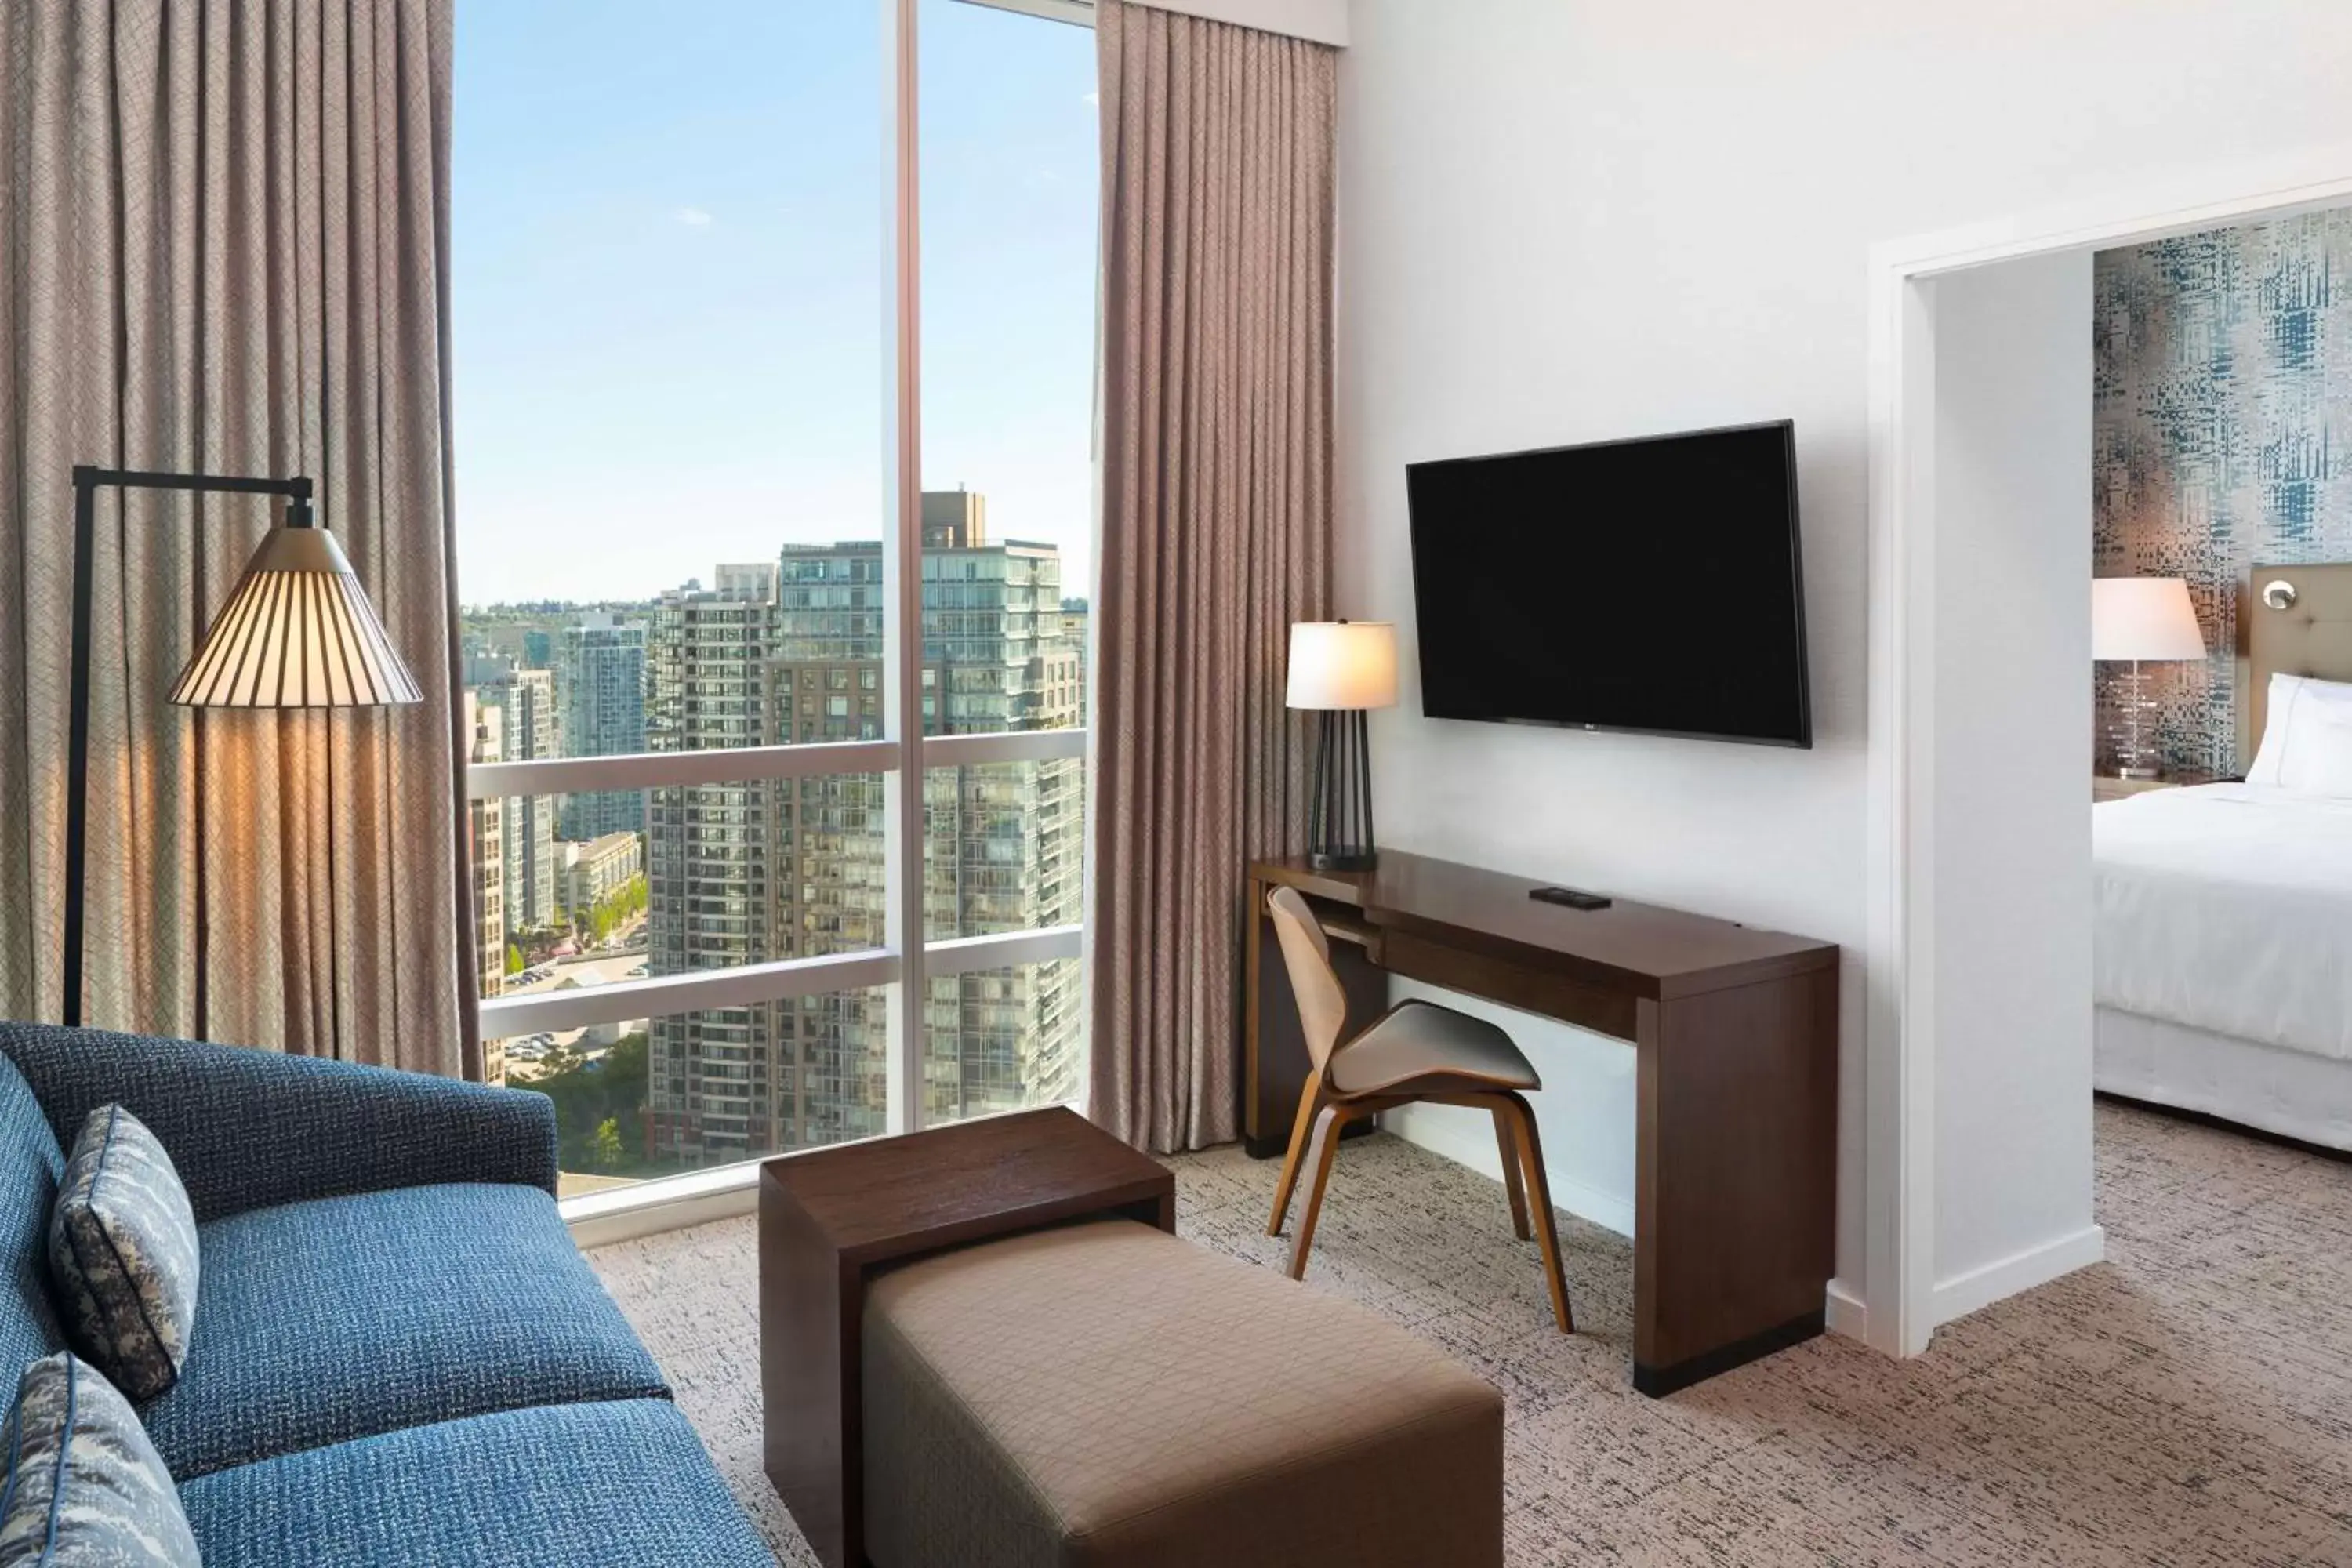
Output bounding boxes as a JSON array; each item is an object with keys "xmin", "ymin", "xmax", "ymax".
[{"xmin": 1529, "ymin": 886, "xmax": 1611, "ymax": 911}]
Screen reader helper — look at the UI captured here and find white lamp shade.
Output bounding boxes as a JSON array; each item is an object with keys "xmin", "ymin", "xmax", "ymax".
[
  {"xmin": 2091, "ymin": 577, "xmax": 2207, "ymax": 662},
  {"xmin": 1286, "ymin": 621, "xmax": 1398, "ymax": 710},
  {"xmin": 169, "ymin": 524, "xmax": 423, "ymax": 707}
]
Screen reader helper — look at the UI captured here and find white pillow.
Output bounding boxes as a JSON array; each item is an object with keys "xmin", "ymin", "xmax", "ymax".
[
  {"xmin": 2278, "ymin": 703, "xmax": 2352, "ymax": 797},
  {"xmin": 2247, "ymin": 672, "xmax": 2352, "ymax": 793}
]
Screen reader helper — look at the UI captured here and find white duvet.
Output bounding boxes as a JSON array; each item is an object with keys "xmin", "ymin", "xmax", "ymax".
[{"xmin": 2094, "ymin": 784, "xmax": 2352, "ymax": 1062}]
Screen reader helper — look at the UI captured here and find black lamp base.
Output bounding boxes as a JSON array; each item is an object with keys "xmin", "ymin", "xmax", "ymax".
[
  {"xmin": 1307, "ymin": 849, "xmax": 1377, "ymax": 872},
  {"xmin": 1306, "ymin": 709, "xmax": 1376, "ymax": 871}
]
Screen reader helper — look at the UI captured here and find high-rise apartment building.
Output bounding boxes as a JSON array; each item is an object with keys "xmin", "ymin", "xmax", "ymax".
[
  {"xmin": 642, "ymin": 492, "xmax": 1083, "ymax": 1166},
  {"xmin": 473, "ymin": 667, "xmax": 559, "ymax": 932},
  {"xmin": 556, "ymin": 614, "xmax": 648, "ymax": 840},
  {"xmin": 1060, "ymin": 597, "xmax": 1090, "ymax": 725},
  {"xmin": 463, "ymin": 695, "xmax": 507, "ymax": 1032}
]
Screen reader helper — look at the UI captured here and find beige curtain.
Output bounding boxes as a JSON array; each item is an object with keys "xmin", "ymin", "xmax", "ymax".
[
  {"xmin": 1089, "ymin": 0, "xmax": 1336, "ymax": 1152},
  {"xmin": 0, "ymin": 0, "xmax": 477, "ymax": 1077}
]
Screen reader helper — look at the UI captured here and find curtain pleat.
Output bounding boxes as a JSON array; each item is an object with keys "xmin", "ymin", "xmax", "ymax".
[
  {"xmin": 0, "ymin": 0, "xmax": 473, "ymax": 1077},
  {"xmin": 1091, "ymin": 0, "xmax": 1334, "ymax": 1152}
]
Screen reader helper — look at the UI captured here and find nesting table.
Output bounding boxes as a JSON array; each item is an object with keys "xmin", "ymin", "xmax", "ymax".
[{"xmin": 759, "ymin": 1108, "xmax": 1174, "ymax": 1568}]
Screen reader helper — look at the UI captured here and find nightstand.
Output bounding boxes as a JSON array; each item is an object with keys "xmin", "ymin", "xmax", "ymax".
[{"xmin": 2092, "ymin": 771, "xmax": 2211, "ymax": 803}]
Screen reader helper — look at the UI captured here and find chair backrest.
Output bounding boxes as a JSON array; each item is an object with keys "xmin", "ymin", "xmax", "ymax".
[{"xmin": 1265, "ymin": 886, "xmax": 1348, "ymax": 1073}]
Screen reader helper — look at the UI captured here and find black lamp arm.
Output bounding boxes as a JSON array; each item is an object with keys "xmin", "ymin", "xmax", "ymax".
[
  {"xmin": 71, "ymin": 465, "xmax": 315, "ymax": 521},
  {"xmin": 60, "ymin": 465, "xmax": 317, "ymax": 1029}
]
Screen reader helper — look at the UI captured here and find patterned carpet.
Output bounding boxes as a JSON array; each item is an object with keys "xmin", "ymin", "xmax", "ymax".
[{"xmin": 587, "ymin": 1101, "xmax": 2352, "ymax": 1566}]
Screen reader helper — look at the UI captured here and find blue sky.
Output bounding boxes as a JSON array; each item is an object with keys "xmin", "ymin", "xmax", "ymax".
[{"xmin": 452, "ymin": 0, "xmax": 1099, "ymax": 606}]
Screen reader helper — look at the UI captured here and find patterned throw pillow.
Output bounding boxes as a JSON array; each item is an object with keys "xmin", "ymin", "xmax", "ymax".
[
  {"xmin": 0, "ymin": 1352, "xmax": 200, "ymax": 1566},
  {"xmin": 47, "ymin": 1105, "xmax": 201, "ymax": 1401}
]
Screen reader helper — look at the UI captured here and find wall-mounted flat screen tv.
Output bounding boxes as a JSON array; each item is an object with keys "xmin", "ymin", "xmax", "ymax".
[{"xmin": 1406, "ymin": 420, "xmax": 1812, "ymax": 748}]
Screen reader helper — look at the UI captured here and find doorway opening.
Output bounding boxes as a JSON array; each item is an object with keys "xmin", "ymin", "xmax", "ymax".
[{"xmin": 1864, "ymin": 151, "xmax": 2352, "ymax": 1357}]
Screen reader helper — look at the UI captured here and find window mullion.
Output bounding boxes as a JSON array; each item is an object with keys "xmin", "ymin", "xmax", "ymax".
[{"xmin": 881, "ymin": 0, "xmax": 927, "ymax": 1138}]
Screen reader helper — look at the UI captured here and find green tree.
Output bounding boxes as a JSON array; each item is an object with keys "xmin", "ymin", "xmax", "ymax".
[
  {"xmin": 522, "ymin": 1031, "xmax": 653, "ymax": 1177},
  {"xmin": 504, "ymin": 941, "xmax": 525, "ymax": 977},
  {"xmin": 580, "ymin": 873, "xmax": 648, "ymax": 947}
]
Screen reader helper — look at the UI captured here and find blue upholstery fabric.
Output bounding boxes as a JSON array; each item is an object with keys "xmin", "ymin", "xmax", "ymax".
[
  {"xmin": 0, "ymin": 1353, "xmax": 199, "ymax": 1567},
  {"xmin": 0, "ymin": 1023, "xmax": 557, "ymax": 1221},
  {"xmin": 0, "ymin": 1056, "xmax": 64, "ymax": 1385},
  {"xmin": 49, "ymin": 1105, "xmax": 202, "ymax": 1400},
  {"xmin": 180, "ymin": 1399, "xmax": 778, "ymax": 1568},
  {"xmin": 140, "ymin": 1181, "xmax": 668, "ymax": 1479}
]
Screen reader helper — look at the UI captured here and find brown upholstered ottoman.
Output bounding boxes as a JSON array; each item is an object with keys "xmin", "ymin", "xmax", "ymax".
[{"xmin": 862, "ymin": 1218, "xmax": 1504, "ymax": 1568}]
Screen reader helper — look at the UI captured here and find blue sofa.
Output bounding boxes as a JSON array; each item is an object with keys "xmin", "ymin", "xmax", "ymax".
[{"xmin": 0, "ymin": 1022, "xmax": 777, "ymax": 1567}]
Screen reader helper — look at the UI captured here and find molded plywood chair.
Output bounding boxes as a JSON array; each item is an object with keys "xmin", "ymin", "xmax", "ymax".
[{"xmin": 1263, "ymin": 885, "xmax": 1574, "ymax": 1333}]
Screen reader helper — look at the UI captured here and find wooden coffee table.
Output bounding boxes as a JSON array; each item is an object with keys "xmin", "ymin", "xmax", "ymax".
[{"xmin": 760, "ymin": 1107, "xmax": 1174, "ymax": 1568}]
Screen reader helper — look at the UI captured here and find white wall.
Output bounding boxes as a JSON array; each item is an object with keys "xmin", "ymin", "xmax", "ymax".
[
  {"xmin": 1337, "ymin": 0, "xmax": 2352, "ymax": 1323},
  {"xmin": 1381, "ymin": 980, "xmax": 1637, "ymax": 1237},
  {"xmin": 1927, "ymin": 255, "xmax": 2103, "ymax": 1323}
]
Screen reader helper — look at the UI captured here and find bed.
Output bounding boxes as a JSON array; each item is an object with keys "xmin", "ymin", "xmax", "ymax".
[{"xmin": 2093, "ymin": 561, "xmax": 2352, "ymax": 1150}]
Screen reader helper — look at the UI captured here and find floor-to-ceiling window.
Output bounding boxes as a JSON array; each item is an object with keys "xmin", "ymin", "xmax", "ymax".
[{"xmin": 452, "ymin": 0, "xmax": 1096, "ymax": 1193}]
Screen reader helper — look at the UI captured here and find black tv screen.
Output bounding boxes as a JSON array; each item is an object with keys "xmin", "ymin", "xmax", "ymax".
[{"xmin": 1406, "ymin": 421, "xmax": 1811, "ymax": 747}]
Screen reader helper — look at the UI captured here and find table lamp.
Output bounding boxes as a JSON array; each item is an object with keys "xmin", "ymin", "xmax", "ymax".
[
  {"xmin": 63, "ymin": 465, "xmax": 421, "ymax": 1026},
  {"xmin": 2092, "ymin": 576, "xmax": 2205, "ymax": 781},
  {"xmin": 1286, "ymin": 620, "xmax": 1397, "ymax": 870}
]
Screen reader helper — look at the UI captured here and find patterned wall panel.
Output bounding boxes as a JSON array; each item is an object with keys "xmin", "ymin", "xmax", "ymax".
[{"xmin": 2094, "ymin": 210, "xmax": 2352, "ymax": 775}]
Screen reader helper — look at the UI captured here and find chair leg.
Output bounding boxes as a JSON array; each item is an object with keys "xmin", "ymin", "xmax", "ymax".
[
  {"xmin": 1492, "ymin": 1105, "xmax": 1531, "ymax": 1240},
  {"xmin": 1504, "ymin": 1093, "xmax": 1574, "ymax": 1334},
  {"xmin": 1266, "ymin": 1066, "xmax": 1324, "ymax": 1237},
  {"xmin": 1287, "ymin": 1102, "xmax": 1354, "ymax": 1280}
]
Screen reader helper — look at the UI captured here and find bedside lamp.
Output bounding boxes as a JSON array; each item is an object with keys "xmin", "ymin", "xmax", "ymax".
[
  {"xmin": 1286, "ymin": 620, "xmax": 1397, "ymax": 871},
  {"xmin": 2092, "ymin": 576, "xmax": 2205, "ymax": 781}
]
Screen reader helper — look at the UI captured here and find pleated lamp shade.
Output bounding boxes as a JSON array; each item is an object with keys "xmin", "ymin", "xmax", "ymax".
[{"xmin": 168, "ymin": 524, "xmax": 423, "ymax": 707}]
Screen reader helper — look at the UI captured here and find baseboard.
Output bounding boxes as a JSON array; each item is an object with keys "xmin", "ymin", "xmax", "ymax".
[
  {"xmin": 562, "ymin": 1160, "xmax": 759, "ymax": 1249},
  {"xmin": 1931, "ymin": 1224, "xmax": 2106, "ymax": 1328},
  {"xmin": 1379, "ymin": 1103, "xmax": 1635, "ymax": 1239},
  {"xmin": 1824, "ymin": 1276, "xmax": 1869, "ymax": 1341}
]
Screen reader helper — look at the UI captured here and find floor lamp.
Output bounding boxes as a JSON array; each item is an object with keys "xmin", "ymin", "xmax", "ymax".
[{"xmin": 63, "ymin": 464, "xmax": 423, "ymax": 1028}]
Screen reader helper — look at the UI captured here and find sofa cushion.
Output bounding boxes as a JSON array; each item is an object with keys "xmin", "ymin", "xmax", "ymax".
[
  {"xmin": 0, "ymin": 1055, "xmax": 64, "ymax": 1382},
  {"xmin": 180, "ymin": 1399, "xmax": 776, "ymax": 1568},
  {"xmin": 0, "ymin": 1352, "xmax": 199, "ymax": 1568},
  {"xmin": 141, "ymin": 1182, "xmax": 669, "ymax": 1479},
  {"xmin": 49, "ymin": 1104, "xmax": 202, "ymax": 1400}
]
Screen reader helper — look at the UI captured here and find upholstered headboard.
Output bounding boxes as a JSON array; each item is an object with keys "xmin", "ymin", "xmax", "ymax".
[{"xmin": 2239, "ymin": 562, "xmax": 2352, "ymax": 771}]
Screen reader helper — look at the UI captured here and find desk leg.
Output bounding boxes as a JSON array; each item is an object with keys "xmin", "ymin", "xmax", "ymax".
[
  {"xmin": 1633, "ymin": 967, "xmax": 1838, "ymax": 1396},
  {"xmin": 1243, "ymin": 876, "xmax": 1272, "ymax": 1153}
]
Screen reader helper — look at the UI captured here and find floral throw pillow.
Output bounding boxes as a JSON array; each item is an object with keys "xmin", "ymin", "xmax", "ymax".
[
  {"xmin": 0, "ymin": 1352, "xmax": 200, "ymax": 1566},
  {"xmin": 47, "ymin": 1104, "xmax": 201, "ymax": 1401}
]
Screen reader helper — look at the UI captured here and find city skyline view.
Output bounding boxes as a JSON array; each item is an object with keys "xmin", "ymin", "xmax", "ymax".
[
  {"xmin": 453, "ymin": 0, "xmax": 1099, "ymax": 1182},
  {"xmin": 451, "ymin": 0, "xmax": 1100, "ymax": 608},
  {"xmin": 460, "ymin": 485, "xmax": 1089, "ymax": 1174}
]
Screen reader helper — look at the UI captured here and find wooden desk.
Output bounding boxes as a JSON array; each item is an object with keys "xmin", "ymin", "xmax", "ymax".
[
  {"xmin": 760, "ymin": 1108, "xmax": 1175, "ymax": 1568},
  {"xmin": 1244, "ymin": 851, "xmax": 1839, "ymax": 1396}
]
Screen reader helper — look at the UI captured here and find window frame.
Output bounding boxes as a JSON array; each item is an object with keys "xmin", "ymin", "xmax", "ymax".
[{"xmin": 460, "ymin": 0, "xmax": 1096, "ymax": 1230}]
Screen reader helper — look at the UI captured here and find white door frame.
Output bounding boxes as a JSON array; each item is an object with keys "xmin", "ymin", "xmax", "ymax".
[{"xmin": 1862, "ymin": 143, "xmax": 2352, "ymax": 1358}]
